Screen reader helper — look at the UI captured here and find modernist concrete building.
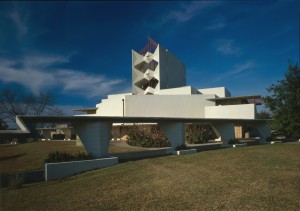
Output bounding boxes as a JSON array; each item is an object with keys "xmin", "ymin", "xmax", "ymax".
[
  {"xmin": 14, "ymin": 38, "xmax": 271, "ymax": 180},
  {"xmin": 75, "ymin": 37, "xmax": 269, "ymax": 145}
]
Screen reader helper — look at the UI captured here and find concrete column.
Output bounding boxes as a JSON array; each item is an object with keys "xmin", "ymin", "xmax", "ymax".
[
  {"xmin": 111, "ymin": 125, "xmax": 121, "ymax": 141},
  {"xmin": 76, "ymin": 135, "xmax": 83, "ymax": 146},
  {"xmin": 211, "ymin": 122, "xmax": 235, "ymax": 147},
  {"xmin": 40, "ymin": 129, "xmax": 52, "ymax": 140},
  {"xmin": 60, "ymin": 128, "xmax": 72, "ymax": 140},
  {"xmin": 73, "ymin": 121, "xmax": 112, "ymax": 158},
  {"xmin": 159, "ymin": 122, "xmax": 185, "ymax": 149},
  {"xmin": 255, "ymin": 122, "xmax": 271, "ymax": 143}
]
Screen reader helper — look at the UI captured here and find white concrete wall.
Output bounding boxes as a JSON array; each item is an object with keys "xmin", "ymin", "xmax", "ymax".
[
  {"xmin": 125, "ymin": 95, "xmax": 215, "ymax": 118},
  {"xmin": 205, "ymin": 104, "xmax": 256, "ymax": 119},
  {"xmin": 159, "ymin": 45, "xmax": 186, "ymax": 90},
  {"xmin": 132, "ymin": 50, "xmax": 146, "ymax": 95},
  {"xmin": 159, "ymin": 86, "xmax": 201, "ymax": 95},
  {"xmin": 132, "ymin": 45, "xmax": 186, "ymax": 95},
  {"xmin": 96, "ymin": 98, "xmax": 123, "ymax": 116},
  {"xmin": 96, "ymin": 94, "xmax": 129, "ymax": 116},
  {"xmin": 45, "ymin": 157, "xmax": 118, "ymax": 181},
  {"xmin": 198, "ymin": 87, "xmax": 231, "ymax": 98}
]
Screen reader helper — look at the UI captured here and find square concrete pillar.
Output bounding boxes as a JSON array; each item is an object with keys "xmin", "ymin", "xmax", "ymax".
[
  {"xmin": 159, "ymin": 122, "xmax": 185, "ymax": 149},
  {"xmin": 211, "ymin": 122, "xmax": 235, "ymax": 147},
  {"xmin": 60, "ymin": 128, "xmax": 72, "ymax": 140},
  {"xmin": 73, "ymin": 122, "xmax": 112, "ymax": 158},
  {"xmin": 40, "ymin": 129, "xmax": 52, "ymax": 140},
  {"xmin": 255, "ymin": 122, "xmax": 271, "ymax": 143}
]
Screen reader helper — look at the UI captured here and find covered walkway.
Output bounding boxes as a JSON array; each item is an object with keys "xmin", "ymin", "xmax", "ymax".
[{"xmin": 16, "ymin": 115, "xmax": 271, "ymax": 158}]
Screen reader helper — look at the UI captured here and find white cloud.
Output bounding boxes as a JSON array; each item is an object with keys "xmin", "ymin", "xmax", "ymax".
[
  {"xmin": 228, "ymin": 62, "xmax": 256, "ymax": 75},
  {"xmin": 206, "ymin": 16, "xmax": 226, "ymax": 30},
  {"xmin": 217, "ymin": 40, "xmax": 241, "ymax": 56},
  {"xmin": 0, "ymin": 60, "xmax": 56, "ymax": 93},
  {"xmin": 23, "ymin": 54, "xmax": 69, "ymax": 68},
  {"xmin": 8, "ymin": 7, "xmax": 29, "ymax": 37},
  {"xmin": 163, "ymin": 1, "xmax": 221, "ymax": 23},
  {"xmin": 0, "ymin": 54, "xmax": 125, "ymax": 99},
  {"xmin": 210, "ymin": 61, "xmax": 256, "ymax": 84},
  {"xmin": 56, "ymin": 70, "xmax": 124, "ymax": 99}
]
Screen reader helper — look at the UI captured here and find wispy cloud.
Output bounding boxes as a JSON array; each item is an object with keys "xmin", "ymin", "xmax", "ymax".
[
  {"xmin": 56, "ymin": 70, "xmax": 124, "ymax": 98},
  {"xmin": 212, "ymin": 61, "xmax": 256, "ymax": 83},
  {"xmin": 0, "ymin": 54, "xmax": 125, "ymax": 99},
  {"xmin": 162, "ymin": 1, "xmax": 221, "ymax": 24},
  {"xmin": 217, "ymin": 40, "xmax": 241, "ymax": 56},
  {"xmin": 206, "ymin": 16, "xmax": 226, "ymax": 30},
  {"xmin": 228, "ymin": 61, "xmax": 256, "ymax": 75},
  {"xmin": 8, "ymin": 6, "xmax": 29, "ymax": 37}
]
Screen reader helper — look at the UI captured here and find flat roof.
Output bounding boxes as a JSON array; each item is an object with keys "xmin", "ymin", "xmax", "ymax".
[
  {"xmin": 17, "ymin": 115, "xmax": 271, "ymax": 124},
  {"xmin": 0, "ymin": 130, "xmax": 29, "ymax": 134},
  {"xmin": 36, "ymin": 127, "xmax": 73, "ymax": 130}
]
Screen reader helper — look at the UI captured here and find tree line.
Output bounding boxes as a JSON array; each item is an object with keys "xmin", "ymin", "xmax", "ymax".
[{"xmin": 0, "ymin": 86, "xmax": 63, "ymax": 129}]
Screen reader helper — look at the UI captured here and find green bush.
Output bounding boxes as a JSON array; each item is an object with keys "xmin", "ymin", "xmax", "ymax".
[
  {"xmin": 127, "ymin": 125, "xmax": 170, "ymax": 148},
  {"xmin": 45, "ymin": 151, "xmax": 93, "ymax": 163},
  {"xmin": 185, "ymin": 124, "xmax": 217, "ymax": 144}
]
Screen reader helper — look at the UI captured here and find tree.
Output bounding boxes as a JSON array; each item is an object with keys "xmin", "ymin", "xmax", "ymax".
[
  {"xmin": 0, "ymin": 86, "xmax": 63, "ymax": 126},
  {"xmin": 265, "ymin": 62, "xmax": 300, "ymax": 138},
  {"xmin": 256, "ymin": 111, "xmax": 272, "ymax": 119},
  {"xmin": 0, "ymin": 117, "xmax": 8, "ymax": 130}
]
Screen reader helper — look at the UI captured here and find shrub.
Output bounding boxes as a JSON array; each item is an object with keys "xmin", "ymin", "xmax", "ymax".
[
  {"xmin": 175, "ymin": 145, "xmax": 189, "ymax": 151},
  {"xmin": 127, "ymin": 125, "xmax": 170, "ymax": 148},
  {"xmin": 185, "ymin": 124, "xmax": 217, "ymax": 144},
  {"xmin": 45, "ymin": 151, "xmax": 93, "ymax": 163}
]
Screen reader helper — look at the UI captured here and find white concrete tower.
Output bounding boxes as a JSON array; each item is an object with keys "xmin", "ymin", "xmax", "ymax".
[{"xmin": 132, "ymin": 37, "xmax": 186, "ymax": 95}]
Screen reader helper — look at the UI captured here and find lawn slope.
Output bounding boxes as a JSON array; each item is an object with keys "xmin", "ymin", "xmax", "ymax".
[{"xmin": 1, "ymin": 144, "xmax": 300, "ymax": 210}]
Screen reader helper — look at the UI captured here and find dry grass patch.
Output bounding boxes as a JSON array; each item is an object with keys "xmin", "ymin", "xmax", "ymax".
[
  {"xmin": 1, "ymin": 143, "xmax": 300, "ymax": 210},
  {"xmin": 0, "ymin": 141, "xmax": 145, "ymax": 173}
]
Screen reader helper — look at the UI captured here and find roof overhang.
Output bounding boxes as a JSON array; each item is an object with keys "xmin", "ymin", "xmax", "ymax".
[
  {"xmin": 207, "ymin": 95, "xmax": 263, "ymax": 105},
  {"xmin": 73, "ymin": 108, "xmax": 98, "ymax": 112},
  {"xmin": 17, "ymin": 115, "xmax": 271, "ymax": 124}
]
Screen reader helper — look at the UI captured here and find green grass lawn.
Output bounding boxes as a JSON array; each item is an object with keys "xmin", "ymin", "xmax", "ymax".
[
  {"xmin": 1, "ymin": 143, "xmax": 300, "ymax": 210},
  {"xmin": 0, "ymin": 141, "xmax": 145, "ymax": 173}
]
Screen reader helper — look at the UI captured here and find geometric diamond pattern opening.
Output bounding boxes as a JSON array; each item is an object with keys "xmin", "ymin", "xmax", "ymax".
[{"xmin": 134, "ymin": 60, "xmax": 158, "ymax": 73}]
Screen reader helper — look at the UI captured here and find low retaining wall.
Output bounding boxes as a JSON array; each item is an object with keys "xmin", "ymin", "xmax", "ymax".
[
  {"xmin": 0, "ymin": 170, "xmax": 44, "ymax": 188},
  {"xmin": 233, "ymin": 143, "xmax": 247, "ymax": 148},
  {"xmin": 175, "ymin": 149, "xmax": 197, "ymax": 155},
  {"xmin": 45, "ymin": 157, "xmax": 118, "ymax": 181},
  {"xmin": 111, "ymin": 149, "xmax": 170, "ymax": 162},
  {"xmin": 189, "ymin": 143, "xmax": 222, "ymax": 152}
]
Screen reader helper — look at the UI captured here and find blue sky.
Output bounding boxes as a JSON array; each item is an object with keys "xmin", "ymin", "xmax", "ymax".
[{"xmin": 0, "ymin": 1, "xmax": 299, "ymax": 114}]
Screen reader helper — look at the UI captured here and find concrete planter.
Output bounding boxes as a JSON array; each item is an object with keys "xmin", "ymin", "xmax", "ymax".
[
  {"xmin": 175, "ymin": 149, "xmax": 197, "ymax": 155},
  {"xmin": 233, "ymin": 143, "xmax": 247, "ymax": 148},
  {"xmin": 45, "ymin": 157, "xmax": 118, "ymax": 181},
  {"xmin": 271, "ymin": 141, "xmax": 283, "ymax": 144}
]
